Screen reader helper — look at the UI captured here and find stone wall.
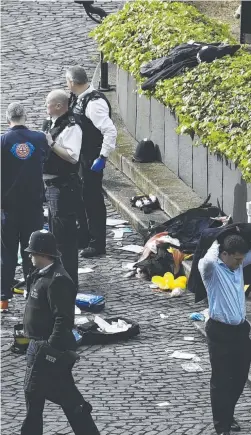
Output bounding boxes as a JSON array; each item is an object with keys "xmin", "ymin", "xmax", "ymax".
[{"xmin": 117, "ymin": 68, "xmax": 251, "ymax": 222}]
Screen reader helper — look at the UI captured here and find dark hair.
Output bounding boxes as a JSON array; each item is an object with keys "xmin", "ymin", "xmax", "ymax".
[{"xmin": 220, "ymin": 234, "xmax": 249, "ymax": 255}]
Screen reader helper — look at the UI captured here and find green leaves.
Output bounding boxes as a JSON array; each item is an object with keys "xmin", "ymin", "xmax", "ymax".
[{"xmin": 91, "ymin": 0, "xmax": 251, "ymax": 182}]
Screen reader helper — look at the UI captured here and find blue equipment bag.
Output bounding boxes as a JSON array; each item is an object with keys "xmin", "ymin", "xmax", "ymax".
[{"xmin": 75, "ymin": 293, "xmax": 105, "ymax": 313}]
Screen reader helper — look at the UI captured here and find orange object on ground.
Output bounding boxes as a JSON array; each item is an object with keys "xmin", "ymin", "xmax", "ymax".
[{"xmin": 0, "ymin": 300, "xmax": 9, "ymax": 311}]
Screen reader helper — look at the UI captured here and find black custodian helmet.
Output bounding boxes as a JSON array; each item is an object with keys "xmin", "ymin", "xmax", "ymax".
[
  {"xmin": 25, "ymin": 230, "xmax": 61, "ymax": 258},
  {"xmin": 132, "ymin": 138, "xmax": 156, "ymax": 163}
]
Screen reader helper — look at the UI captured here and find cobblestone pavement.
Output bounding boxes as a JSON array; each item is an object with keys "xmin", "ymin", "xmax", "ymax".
[
  {"xmin": 1, "ymin": 200, "xmax": 251, "ymax": 435},
  {"xmin": 1, "ymin": 0, "xmax": 120, "ymax": 132},
  {"xmin": 1, "ymin": 1, "xmax": 251, "ymax": 434}
]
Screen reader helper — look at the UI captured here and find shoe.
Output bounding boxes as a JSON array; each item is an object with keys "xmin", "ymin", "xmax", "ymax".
[
  {"xmin": 0, "ymin": 300, "xmax": 9, "ymax": 312},
  {"xmin": 80, "ymin": 247, "xmax": 106, "ymax": 258},
  {"xmin": 231, "ymin": 418, "xmax": 241, "ymax": 432}
]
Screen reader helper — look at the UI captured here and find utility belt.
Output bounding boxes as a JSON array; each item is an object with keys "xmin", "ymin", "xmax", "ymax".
[
  {"xmin": 28, "ymin": 339, "xmax": 80, "ymax": 372},
  {"xmin": 44, "ymin": 173, "xmax": 79, "ymax": 188}
]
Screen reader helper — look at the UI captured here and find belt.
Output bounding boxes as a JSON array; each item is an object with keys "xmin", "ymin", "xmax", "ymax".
[{"xmin": 44, "ymin": 174, "xmax": 77, "ymax": 187}]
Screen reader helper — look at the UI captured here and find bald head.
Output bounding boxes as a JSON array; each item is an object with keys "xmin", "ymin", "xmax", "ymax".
[{"xmin": 46, "ymin": 89, "xmax": 69, "ymax": 118}]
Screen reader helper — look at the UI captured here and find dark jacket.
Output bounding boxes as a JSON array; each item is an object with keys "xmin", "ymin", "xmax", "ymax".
[
  {"xmin": 43, "ymin": 111, "xmax": 80, "ymax": 178},
  {"xmin": 1, "ymin": 125, "xmax": 48, "ymax": 210},
  {"xmin": 188, "ymin": 223, "xmax": 251, "ymax": 303},
  {"xmin": 24, "ymin": 261, "xmax": 77, "ymax": 351}
]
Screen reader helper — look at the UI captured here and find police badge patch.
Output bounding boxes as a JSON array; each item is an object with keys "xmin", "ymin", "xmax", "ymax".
[{"xmin": 10, "ymin": 142, "xmax": 35, "ymax": 160}]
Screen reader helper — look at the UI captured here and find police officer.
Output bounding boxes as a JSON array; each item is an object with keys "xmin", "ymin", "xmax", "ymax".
[
  {"xmin": 43, "ymin": 89, "xmax": 82, "ymax": 288},
  {"xmin": 21, "ymin": 230, "xmax": 100, "ymax": 435},
  {"xmin": 1, "ymin": 102, "xmax": 48, "ymax": 312},
  {"xmin": 66, "ymin": 65, "xmax": 117, "ymax": 258}
]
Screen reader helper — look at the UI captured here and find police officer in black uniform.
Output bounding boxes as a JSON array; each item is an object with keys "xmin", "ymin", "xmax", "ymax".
[
  {"xmin": 1, "ymin": 102, "xmax": 48, "ymax": 312},
  {"xmin": 66, "ymin": 65, "xmax": 117, "ymax": 258},
  {"xmin": 43, "ymin": 89, "xmax": 82, "ymax": 288},
  {"xmin": 21, "ymin": 230, "xmax": 100, "ymax": 435}
]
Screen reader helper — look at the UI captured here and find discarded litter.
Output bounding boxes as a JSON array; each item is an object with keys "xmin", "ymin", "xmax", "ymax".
[
  {"xmin": 106, "ymin": 218, "xmax": 128, "ymax": 227},
  {"xmin": 170, "ymin": 351, "xmax": 196, "ymax": 360},
  {"xmin": 119, "ymin": 245, "xmax": 144, "ymax": 254},
  {"xmin": 75, "ymin": 316, "xmax": 89, "ymax": 325},
  {"xmin": 150, "ymin": 283, "xmax": 159, "ymax": 289},
  {"xmin": 181, "ymin": 363, "xmax": 203, "ymax": 372},
  {"xmin": 75, "ymin": 306, "xmax": 81, "ymax": 315},
  {"xmin": 200, "ymin": 308, "xmax": 209, "ymax": 322},
  {"xmin": 190, "ymin": 313, "xmax": 205, "ymax": 321},
  {"xmin": 78, "ymin": 267, "xmax": 95, "ymax": 274},
  {"xmin": 124, "ymin": 271, "xmax": 136, "ymax": 278},
  {"xmin": 112, "ymin": 229, "xmax": 125, "ymax": 240},
  {"xmin": 193, "ymin": 356, "xmax": 201, "ymax": 362},
  {"xmin": 184, "ymin": 336, "xmax": 195, "ymax": 342},
  {"xmin": 170, "ymin": 288, "xmax": 184, "ymax": 298},
  {"xmin": 160, "ymin": 313, "xmax": 169, "ymax": 319},
  {"xmin": 157, "ymin": 402, "xmax": 170, "ymax": 407},
  {"xmin": 122, "ymin": 262, "xmax": 136, "ymax": 271},
  {"xmin": 94, "ymin": 316, "xmax": 132, "ymax": 334}
]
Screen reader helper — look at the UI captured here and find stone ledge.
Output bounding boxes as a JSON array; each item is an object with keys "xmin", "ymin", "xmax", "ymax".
[{"xmin": 100, "ymin": 65, "xmax": 203, "ymax": 220}]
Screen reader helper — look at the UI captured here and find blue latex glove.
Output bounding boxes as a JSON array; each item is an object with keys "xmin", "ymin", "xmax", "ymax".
[{"xmin": 91, "ymin": 157, "xmax": 106, "ymax": 172}]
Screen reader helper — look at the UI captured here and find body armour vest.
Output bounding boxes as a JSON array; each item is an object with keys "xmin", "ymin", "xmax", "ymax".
[
  {"xmin": 72, "ymin": 90, "xmax": 112, "ymax": 162},
  {"xmin": 43, "ymin": 111, "xmax": 80, "ymax": 177}
]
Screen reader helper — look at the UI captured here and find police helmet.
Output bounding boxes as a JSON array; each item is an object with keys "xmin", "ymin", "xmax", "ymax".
[
  {"xmin": 132, "ymin": 138, "xmax": 156, "ymax": 163},
  {"xmin": 25, "ymin": 230, "xmax": 61, "ymax": 258}
]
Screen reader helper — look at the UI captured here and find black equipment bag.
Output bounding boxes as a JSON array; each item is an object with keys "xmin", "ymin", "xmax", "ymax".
[{"xmin": 76, "ymin": 317, "xmax": 140, "ymax": 345}]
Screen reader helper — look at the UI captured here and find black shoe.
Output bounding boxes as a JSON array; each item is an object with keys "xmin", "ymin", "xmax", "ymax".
[
  {"xmin": 231, "ymin": 418, "xmax": 241, "ymax": 432},
  {"xmin": 80, "ymin": 247, "xmax": 106, "ymax": 258}
]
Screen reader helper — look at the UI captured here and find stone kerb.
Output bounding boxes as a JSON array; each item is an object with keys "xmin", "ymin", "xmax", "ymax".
[{"xmin": 116, "ymin": 67, "xmax": 251, "ymax": 222}]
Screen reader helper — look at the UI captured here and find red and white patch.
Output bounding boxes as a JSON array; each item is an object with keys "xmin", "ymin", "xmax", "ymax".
[{"xmin": 15, "ymin": 143, "xmax": 30, "ymax": 159}]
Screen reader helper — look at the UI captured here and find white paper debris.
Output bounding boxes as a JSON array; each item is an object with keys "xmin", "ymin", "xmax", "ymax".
[
  {"xmin": 119, "ymin": 245, "xmax": 144, "ymax": 254},
  {"xmin": 184, "ymin": 336, "xmax": 195, "ymax": 342},
  {"xmin": 94, "ymin": 316, "xmax": 131, "ymax": 334},
  {"xmin": 106, "ymin": 218, "xmax": 128, "ymax": 227},
  {"xmin": 181, "ymin": 363, "xmax": 203, "ymax": 372},
  {"xmin": 112, "ymin": 229, "xmax": 125, "ymax": 240},
  {"xmin": 150, "ymin": 283, "xmax": 159, "ymax": 289},
  {"xmin": 75, "ymin": 316, "xmax": 89, "ymax": 325},
  {"xmin": 75, "ymin": 306, "xmax": 81, "ymax": 315},
  {"xmin": 170, "ymin": 351, "xmax": 196, "ymax": 360},
  {"xmin": 157, "ymin": 402, "xmax": 170, "ymax": 407},
  {"xmin": 160, "ymin": 313, "xmax": 169, "ymax": 319},
  {"xmin": 124, "ymin": 271, "xmax": 135, "ymax": 278},
  {"xmin": 200, "ymin": 308, "xmax": 210, "ymax": 322},
  {"xmin": 122, "ymin": 262, "xmax": 136, "ymax": 271},
  {"xmin": 78, "ymin": 267, "xmax": 94, "ymax": 274}
]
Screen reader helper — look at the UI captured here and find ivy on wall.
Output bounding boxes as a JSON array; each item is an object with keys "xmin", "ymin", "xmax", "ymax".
[{"xmin": 91, "ymin": 0, "xmax": 251, "ymax": 181}]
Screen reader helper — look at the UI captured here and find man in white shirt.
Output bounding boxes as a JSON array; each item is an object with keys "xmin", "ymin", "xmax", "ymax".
[
  {"xmin": 43, "ymin": 89, "xmax": 82, "ymax": 287},
  {"xmin": 66, "ymin": 65, "xmax": 117, "ymax": 258}
]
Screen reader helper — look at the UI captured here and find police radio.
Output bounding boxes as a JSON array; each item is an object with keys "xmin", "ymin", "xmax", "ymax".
[{"xmin": 42, "ymin": 117, "xmax": 51, "ymax": 133}]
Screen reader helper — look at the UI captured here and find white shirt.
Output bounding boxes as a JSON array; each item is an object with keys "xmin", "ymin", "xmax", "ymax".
[
  {"xmin": 43, "ymin": 120, "xmax": 82, "ymax": 179},
  {"xmin": 77, "ymin": 84, "xmax": 117, "ymax": 158}
]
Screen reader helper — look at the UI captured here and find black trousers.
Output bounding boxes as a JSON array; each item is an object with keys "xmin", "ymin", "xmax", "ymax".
[
  {"xmin": 1, "ymin": 207, "xmax": 43, "ymax": 300},
  {"xmin": 78, "ymin": 163, "xmax": 106, "ymax": 251},
  {"xmin": 206, "ymin": 318, "xmax": 251, "ymax": 434},
  {"xmin": 21, "ymin": 392, "xmax": 100, "ymax": 435},
  {"xmin": 21, "ymin": 340, "xmax": 100, "ymax": 435},
  {"xmin": 45, "ymin": 176, "xmax": 80, "ymax": 288}
]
